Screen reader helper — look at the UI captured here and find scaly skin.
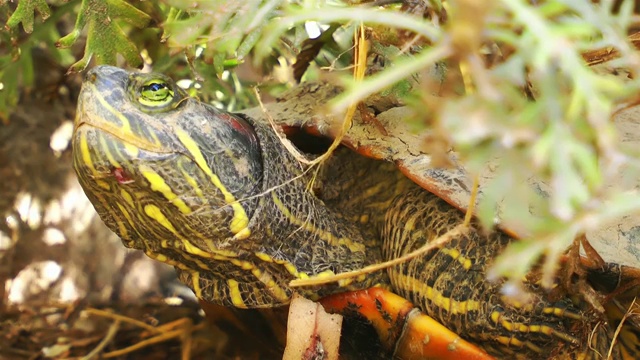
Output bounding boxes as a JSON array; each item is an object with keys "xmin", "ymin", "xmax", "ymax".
[
  {"xmin": 73, "ymin": 65, "xmax": 634, "ymax": 359},
  {"xmin": 318, "ymin": 152, "xmax": 623, "ymax": 359},
  {"xmin": 73, "ymin": 65, "xmax": 388, "ymax": 308}
]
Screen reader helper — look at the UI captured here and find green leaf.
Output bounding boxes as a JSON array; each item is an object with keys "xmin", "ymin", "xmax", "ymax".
[
  {"xmin": 56, "ymin": 0, "xmax": 151, "ymax": 73},
  {"xmin": 237, "ymin": 26, "xmax": 264, "ymax": 59},
  {"xmin": 1, "ymin": 0, "xmax": 77, "ymax": 120},
  {"xmin": 212, "ymin": 51, "xmax": 226, "ymax": 78},
  {"xmin": 164, "ymin": 0, "xmax": 281, "ymax": 72},
  {"xmin": 5, "ymin": 0, "xmax": 51, "ymax": 33},
  {"xmin": 487, "ymin": 239, "xmax": 546, "ymax": 283}
]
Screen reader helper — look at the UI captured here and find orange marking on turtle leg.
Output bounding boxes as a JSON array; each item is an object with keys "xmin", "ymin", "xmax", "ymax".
[
  {"xmin": 321, "ymin": 287, "xmax": 409, "ymax": 348},
  {"xmin": 320, "ymin": 288, "xmax": 494, "ymax": 360}
]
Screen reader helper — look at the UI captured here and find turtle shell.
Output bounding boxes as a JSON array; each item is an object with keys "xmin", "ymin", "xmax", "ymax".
[
  {"xmin": 242, "ymin": 82, "xmax": 640, "ymax": 270},
  {"xmin": 241, "ymin": 82, "xmax": 640, "ymax": 359}
]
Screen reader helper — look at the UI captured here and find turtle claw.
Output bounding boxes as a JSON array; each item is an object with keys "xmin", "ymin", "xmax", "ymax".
[{"xmin": 556, "ymin": 235, "xmax": 606, "ymax": 313}]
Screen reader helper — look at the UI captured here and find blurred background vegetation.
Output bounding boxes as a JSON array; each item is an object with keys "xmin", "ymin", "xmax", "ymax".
[{"xmin": 2, "ymin": 0, "xmax": 640, "ymax": 322}]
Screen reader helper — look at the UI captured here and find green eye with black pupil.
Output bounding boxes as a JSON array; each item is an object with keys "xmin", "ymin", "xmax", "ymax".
[{"xmin": 139, "ymin": 79, "xmax": 174, "ymax": 107}]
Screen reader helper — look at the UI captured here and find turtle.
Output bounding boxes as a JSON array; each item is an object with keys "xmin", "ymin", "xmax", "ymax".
[{"xmin": 72, "ymin": 65, "xmax": 640, "ymax": 359}]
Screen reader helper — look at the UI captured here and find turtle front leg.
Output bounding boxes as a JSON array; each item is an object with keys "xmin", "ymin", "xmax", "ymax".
[{"xmin": 381, "ymin": 187, "xmax": 597, "ymax": 359}]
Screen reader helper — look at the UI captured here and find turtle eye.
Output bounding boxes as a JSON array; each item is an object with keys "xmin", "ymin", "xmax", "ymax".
[
  {"xmin": 138, "ymin": 79, "xmax": 174, "ymax": 107},
  {"xmin": 129, "ymin": 73, "xmax": 185, "ymax": 112}
]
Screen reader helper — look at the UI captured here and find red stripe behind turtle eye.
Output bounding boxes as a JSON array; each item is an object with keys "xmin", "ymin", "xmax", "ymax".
[
  {"xmin": 219, "ymin": 113, "xmax": 258, "ymax": 146},
  {"xmin": 112, "ymin": 168, "xmax": 135, "ymax": 184}
]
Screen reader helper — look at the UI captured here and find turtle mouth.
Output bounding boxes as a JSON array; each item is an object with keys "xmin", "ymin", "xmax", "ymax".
[
  {"xmin": 72, "ymin": 125, "xmax": 180, "ymax": 183},
  {"xmin": 74, "ymin": 116, "xmax": 170, "ymax": 155}
]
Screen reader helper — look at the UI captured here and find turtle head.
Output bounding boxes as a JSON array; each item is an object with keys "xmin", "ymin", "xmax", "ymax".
[{"xmin": 73, "ymin": 65, "xmax": 262, "ymax": 260}]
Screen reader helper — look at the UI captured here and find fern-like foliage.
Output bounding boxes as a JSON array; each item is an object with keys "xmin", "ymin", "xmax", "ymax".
[
  {"xmin": 56, "ymin": 0, "xmax": 151, "ymax": 73},
  {"xmin": 5, "ymin": 0, "xmax": 51, "ymax": 33}
]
